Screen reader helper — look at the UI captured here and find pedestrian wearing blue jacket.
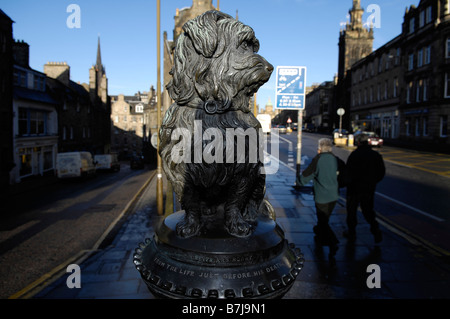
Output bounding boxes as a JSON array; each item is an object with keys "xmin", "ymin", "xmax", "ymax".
[{"xmin": 297, "ymin": 138, "xmax": 339, "ymax": 259}]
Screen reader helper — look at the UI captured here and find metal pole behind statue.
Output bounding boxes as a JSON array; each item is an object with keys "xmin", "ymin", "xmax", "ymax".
[
  {"xmin": 296, "ymin": 109, "xmax": 303, "ymax": 186},
  {"xmin": 156, "ymin": 0, "xmax": 163, "ymax": 216}
]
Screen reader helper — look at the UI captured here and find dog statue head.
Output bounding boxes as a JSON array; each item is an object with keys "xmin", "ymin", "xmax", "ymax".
[{"xmin": 167, "ymin": 10, "xmax": 273, "ymax": 115}]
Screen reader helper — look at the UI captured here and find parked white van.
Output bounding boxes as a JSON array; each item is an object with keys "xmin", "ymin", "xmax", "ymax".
[
  {"xmin": 56, "ymin": 152, "xmax": 96, "ymax": 179},
  {"xmin": 94, "ymin": 153, "xmax": 120, "ymax": 172}
]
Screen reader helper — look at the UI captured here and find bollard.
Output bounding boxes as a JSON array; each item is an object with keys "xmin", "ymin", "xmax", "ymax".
[{"xmin": 348, "ymin": 134, "xmax": 354, "ymax": 147}]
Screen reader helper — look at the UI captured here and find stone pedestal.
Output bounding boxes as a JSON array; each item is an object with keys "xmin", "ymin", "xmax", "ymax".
[{"xmin": 134, "ymin": 211, "xmax": 304, "ymax": 299}]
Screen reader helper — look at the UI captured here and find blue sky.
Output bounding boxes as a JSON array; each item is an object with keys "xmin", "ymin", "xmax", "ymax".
[{"xmin": 1, "ymin": 0, "xmax": 417, "ymax": 110}]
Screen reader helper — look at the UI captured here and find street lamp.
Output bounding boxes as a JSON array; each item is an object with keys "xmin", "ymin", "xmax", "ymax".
[{"xmin": 337, "ymin": 107, "xmax": 345, "ymax": 134}]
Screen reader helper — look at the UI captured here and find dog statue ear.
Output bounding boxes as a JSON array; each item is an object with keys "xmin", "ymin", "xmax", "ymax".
[{"xmin": 183, "ymin": 10, "xmax": 229, "ymax": 58}]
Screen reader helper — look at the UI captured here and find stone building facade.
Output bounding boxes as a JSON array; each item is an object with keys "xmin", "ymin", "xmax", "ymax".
[
  {"xmin": 44, "ymin": 37, "xmax": 111, "ymax": 155},
  {"xmin": 336, "ymin": 0, "xmax": 374, "ymax": 130},
  {"xmin": 346, "ymin": 0, "xmax": 450, "ymax": 151},
  {"xmin": 110, "ymin": 88, "xmax": 157, "ymax": 161},
  {"xmin": 350, "ymin": 35, "xmax": 403, "ymax": 138},
  {"xmin": 0, "ymin": 9, "xmax": 14, "ymax": 191}
]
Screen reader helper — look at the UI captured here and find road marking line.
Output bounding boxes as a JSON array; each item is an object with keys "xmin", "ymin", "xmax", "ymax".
[{"xmin": 375, "ymin": 192, "xmax": 445, "ymax": 222}]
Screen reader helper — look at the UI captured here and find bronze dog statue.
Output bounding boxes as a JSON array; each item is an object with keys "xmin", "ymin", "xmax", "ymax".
[{"xmin": 159, "ymin": 10, "xmax": 274, "ymax": 238}]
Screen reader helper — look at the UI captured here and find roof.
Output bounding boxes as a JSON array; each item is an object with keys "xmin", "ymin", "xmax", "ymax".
[{"xmin": 0, "ymin": 9, "xmax": 14, "ymax": 23}]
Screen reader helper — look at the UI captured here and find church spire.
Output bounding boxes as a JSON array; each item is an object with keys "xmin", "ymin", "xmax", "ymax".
[
  {"xmin": 349, "ymin": 0, "xmax": 364, "ymax": 30},
  {"xmin": 96, "ymin": 36, "xmax": 103, "ymax": 72}
]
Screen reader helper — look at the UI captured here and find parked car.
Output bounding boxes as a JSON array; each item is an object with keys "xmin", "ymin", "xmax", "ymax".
[
  {"xmin": 354, "ymin": 131, "xmax": 384, "ymax": 147},
  {"xmin": 56, "ymin": 152, "xmax": 96, "ymax": 179},
  {"xmin": 332, "ymin": 129, "xmax": 349, "ymax": 138},
  {"xmin": 130, "ymin": 155, "xmax": 145, "ymax": 169},
  {"xmin": 94, "ymin": 153, "xmax": 120, "ymax": 172},
  {"xmin": 277, "ymin": 125, "xmax": 287, "ymax": 134}
]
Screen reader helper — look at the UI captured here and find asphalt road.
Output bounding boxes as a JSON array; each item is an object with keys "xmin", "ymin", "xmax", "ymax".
[
  {"xmin": 268, "ymin": 130, "xmax": 450, "ymax": 255},
  {"xmin": 0, "ymin": 163, "xmax": 155, "ymax": 299}
]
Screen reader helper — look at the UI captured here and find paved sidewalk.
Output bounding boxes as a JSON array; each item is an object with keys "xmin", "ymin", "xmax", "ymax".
[{"xmin": 33, "ymin": 157, "xmax": 450, "ymax": 299}]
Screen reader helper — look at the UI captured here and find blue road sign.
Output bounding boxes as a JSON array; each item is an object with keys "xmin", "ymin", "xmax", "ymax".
[{"xmin": 275, "ymin": 66, "xmax": 307, "ymax": 110}]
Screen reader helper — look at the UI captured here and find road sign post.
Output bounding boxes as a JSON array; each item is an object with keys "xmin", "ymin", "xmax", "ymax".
[{"xmin": 275, "ymin": 66, "xmax": 307, "ymax": 187}]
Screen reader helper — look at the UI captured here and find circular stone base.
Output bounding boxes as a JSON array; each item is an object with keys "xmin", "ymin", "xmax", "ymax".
[{"xmin": 134, "ymin": 211, "xmax": 304, "ymax": 299}]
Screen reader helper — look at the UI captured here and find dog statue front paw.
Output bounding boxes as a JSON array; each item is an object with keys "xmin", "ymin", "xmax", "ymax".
[
  {"xmin": 225, "ymin": 212, "xmax": 253, "ymax": 238},
  {"xmin": 176, "ymin": 214, "xmax": 201, "ymax": 238}
]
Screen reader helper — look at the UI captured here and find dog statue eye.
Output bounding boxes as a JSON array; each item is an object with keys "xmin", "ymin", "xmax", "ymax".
[{"xmin": 241, "ymin": 41, "xmax": 252, "ymax": 51}]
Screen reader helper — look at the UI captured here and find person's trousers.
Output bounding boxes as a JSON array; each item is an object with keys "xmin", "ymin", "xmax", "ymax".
[
  {"xmin": 346, "ymin": 186, "xmax": 380, "ymax": 234},
  {"xmin": 314, "ymin": 201, "xmax": 339, "ymax": 246}
]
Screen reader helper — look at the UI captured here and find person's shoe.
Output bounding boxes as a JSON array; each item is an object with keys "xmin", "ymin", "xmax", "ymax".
[
  {"xmin": 373, "ymin": 230, "xmax": 383, "ymax": 244},
  {"xmin": 343, "ymin": 230, "xmax": 356, "ymax": 241}
]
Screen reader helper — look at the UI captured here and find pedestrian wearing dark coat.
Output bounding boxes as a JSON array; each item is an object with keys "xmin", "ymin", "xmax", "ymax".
[
  {"xmin": 297, "ymin": 138, "xmax": 339, "ymax": 258},
  {"xmin": 344, "ymin": 133, "xmax": 385, "ymax": 243}
]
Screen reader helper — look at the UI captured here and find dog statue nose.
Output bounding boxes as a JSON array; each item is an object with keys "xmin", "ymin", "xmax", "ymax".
[{"xmin": 266, "ymin": 62, "xmax": 274, "ymax": 73}]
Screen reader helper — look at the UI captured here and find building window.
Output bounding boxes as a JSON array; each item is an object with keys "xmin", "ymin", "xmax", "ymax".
[
  {"xmin": 445, "ymin": 73, "xmax": 450, "ymax": 98},
  {"xmin": 419, "ymin": 10, "xmax": 425, "ymax": 28},
  {"xmin": 418, "ymin": 49, "xmax": 423, "ymax": 67},
  {"xmin": 136, "ymin": 104, "xmax": 144, "ymax": 113},
  {"xmin": 18, "ymin": 150, "xmax": 32, "ymax": 177},
  {"xmin": 409, "ymin": 17, "xmax": 415, "ymax": 33},
  {"xmin": 415, "ymin": 118, "xmax": 420, "ymax": 136},
  {"xmin": 377, "ymin": 84, "xmax": 381, "ymax": 101},
  {"xmin": 446, "ymin": 38, "xmax": 450, "ymax": 59},
  {"xmin": 426, "ymin": 6, "xmax": 432, "ymax": 24},
  {"xmin": 408, "ymin": 54, "xmax": 414, "ymax": 71},
  {"xmin": 405, "ymin": 118, "xmax": 411, "ymax": 136},
  {"xmin": 423, "ymin": 79, "xmax": 428, "ymax": 101},
  {"xmin": 70, "ymin": 126, "xmax": 74, "ymax": 140},
  {"xmin": 114, "ymin": 116, "xmax": 119, "ymax": 123},
  {"xmin": 423, "ymin": 117, "xmax": 428, "ymax": 136},
  {"xmin": 393, "ymin": 78, "xmax": 399, "ymax": 97},
  {"xmin": 407, "ymin": 82, "xmax": 413, "ymax": 103},
  {"xmin": 440, "ymin": 115, "xmax": 448, "ymax": 137},
  {"xmin": 385, "ymin": 80, "xmax": 388, "ymax": 100},
  {"xmin": 417, "ymin": 80, "xmax": 422, "ymax": 102},
  {"xmin": 63, "ymin": 126, "xmax": 67, "ymax": 140},
  {"xmin": 425, "ymin": 46, "xmax": 431, "ymax": 64},
  {"xmin": 370, "ymin": 86, "xmax": 373, "ymax": 103},
  {"xmin": 18, "ymin": 108, "xmax": 47, "ymax": 136}
]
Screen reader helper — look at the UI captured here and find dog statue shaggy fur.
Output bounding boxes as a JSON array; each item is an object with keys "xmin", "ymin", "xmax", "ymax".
[{"xmin": 159, "ymin": 10, "xmax": 274, "ymax": 238}]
